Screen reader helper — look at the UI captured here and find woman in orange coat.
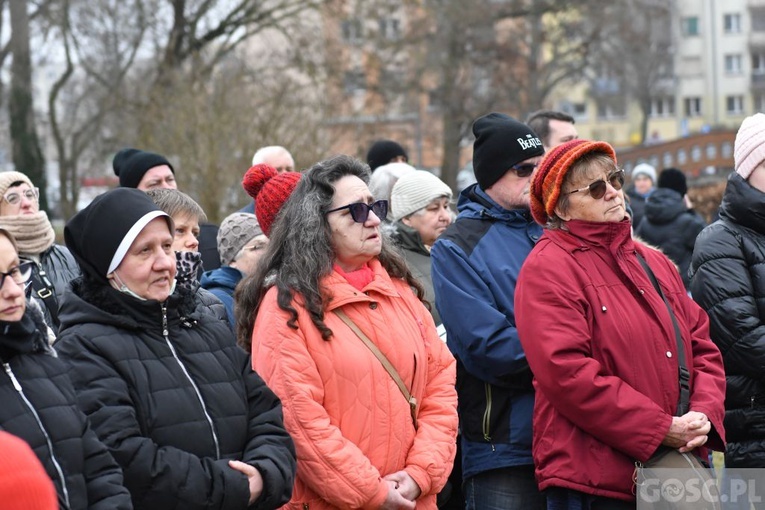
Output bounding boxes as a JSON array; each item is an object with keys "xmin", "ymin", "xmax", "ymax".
[{"xmin": 237, "ymin": 155, "xmax": 458, "ymax": 509}]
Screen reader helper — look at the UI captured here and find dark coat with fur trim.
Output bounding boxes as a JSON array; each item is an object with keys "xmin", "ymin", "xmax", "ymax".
[
  {"xmin": 690, "ymin": 173, "xmax": 765, "ymax": 468},
  {"xmin": 0, "ymin": 304, "xmax": 132, "ymax": 510},
  {"xmin": 55, "ymin": 278, "xmax": 296, "ymax": 510}
]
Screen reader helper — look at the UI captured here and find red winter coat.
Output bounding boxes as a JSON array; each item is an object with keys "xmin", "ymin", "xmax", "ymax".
[
  {"xmin": 515, "ymin": 219, "xmax": 725, "ymax": 501},
  {"xmin": 252, "ymin": 259, "xmax": 458, "ymax": 509}
]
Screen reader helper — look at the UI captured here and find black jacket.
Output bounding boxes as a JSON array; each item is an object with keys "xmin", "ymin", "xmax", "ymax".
[
  {"xmin": 55, "ymin": 278, "xmax": 296, "ymax": 510},
  {"xmin": 636, "ymin": 188, "xmax": 706, "ymax": 289},
  {"xmin": 0, "ymin": 304, "xmax": 131, "ymax": 510},
  {"xmin": 23, "ymin": 244, "xmax": 80, "ymax": 332},
  {"xmin": 625, "ymin": 185, "xmax": 650, "ymax": 229},
  {"xmin": 690, "ymin": 172, "xmax": 765, "ymax": 467}
]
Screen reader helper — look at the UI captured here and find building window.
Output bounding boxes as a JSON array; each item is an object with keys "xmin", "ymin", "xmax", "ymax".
[
  {"xmin": 726, "ymin": 95, "xmax": 744, "ymax": 114},
  {"xmin": 684, "ymin": 97, "xmax": 702, "ymax": 117},
  {"xmin": 677, "ymin": 149, "xmax": 687, "ymax": 165},
  {"xmin": 722, "ymin": 142, "xmax": 733, "ymax": 158},
  {"xmin": 596, "ymin": 98, "xmax": 627, "ymax": 120},
  {"xmin": 706, "ymin": 144, "xmax": 717, "ymax": 159},
  {"xmin": 341, "ymin": 18, "xmax": 363, "ymax": 43},
  {"xmin": 725, "ymin": 54, "xmax": 743, "ymax": 74},
  {"xmin": 724, "ymin": 13, "xmax": 742, "ymax": 34},
  {"xmin": 753, "ymin": 54, "xmax": 765, "ymax": 74},
  {"xmin": 753, "ymin": 10, "xmax": 765, "ymax": 32},
  {"xmin": 560, "ymin": 102, "xmax": 588, "ymax": 120},
  {"xmin": 663, "ymin": 152, "xmax": 673, "ymax": 167},
  {"xmin": 649, "ymin": 97, "xmax": 676, "ymax": 117},
  {"xmin": 682, "ymin": 16, "xmax": 700, "ymax": 36},
  {"xmin": 379, "ymin": 18, "xmax": 401, "ymax": 40},
  {"xmin": 756, "ymin": 94, "xmax": 765, "ymax": 111},
  {"xmin": 343, "ymin": 70, "xmax": 366, "ymax": 95},
  {"xmin": 692, "ymin": 145, "xmax": 702, "ymax": 162}
]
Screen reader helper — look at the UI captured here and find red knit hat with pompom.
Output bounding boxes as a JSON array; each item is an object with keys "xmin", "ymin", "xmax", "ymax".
[
  {"xmin": 241, "ymin": 164, "xmax": 301, "ymax": 236},
  {"xmin": 530, "ymin": 139, "xmax": 617, "ymax": 225},
  {"xmin": 0, "ymin": 431, "xmax": 58, "ymax": 510}
]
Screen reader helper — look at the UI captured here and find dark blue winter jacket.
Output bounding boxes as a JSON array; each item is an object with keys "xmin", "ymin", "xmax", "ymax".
[{"xmin": 200, "ymin": 266, "xmax": 243, "ymax": 330}]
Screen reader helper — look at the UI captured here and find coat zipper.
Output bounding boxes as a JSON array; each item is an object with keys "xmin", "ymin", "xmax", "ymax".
[
  {"xmin": 160, "ymin": 303, "xmax": 221, "ymax": 459},
  {"xmin": 3, "ymin": 362, "xmax": 71, "ymax": 508},
  {"xmin": 482, "ymin": 382, "xmax": 495, "ymax": 450}
]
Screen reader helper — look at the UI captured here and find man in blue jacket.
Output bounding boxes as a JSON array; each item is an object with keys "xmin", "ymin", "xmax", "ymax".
[{"xmin": 431, "ymin": 112, "xmax": 545, "ymax": 510}]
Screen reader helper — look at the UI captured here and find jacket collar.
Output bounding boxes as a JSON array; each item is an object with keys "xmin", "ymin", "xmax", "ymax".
[
  {"xmin": 456, "ymin": 183, "xmax": 535, "ymax": 224},
  {"xmin": 720, "ymin": 172, "xmax": 765, "ymax": 235},
  {"xmin": 544, "ymin": 218, "xmax": 635, "ymax": 255},
  {"xmin": 323, "ymin": 258, "xmax": 401, "ymax": 311}
]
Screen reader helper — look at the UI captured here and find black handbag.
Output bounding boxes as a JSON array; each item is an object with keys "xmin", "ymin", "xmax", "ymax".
[{"xmin": 633, "ymin": 253, "xmax": 720, "ymax": 510}]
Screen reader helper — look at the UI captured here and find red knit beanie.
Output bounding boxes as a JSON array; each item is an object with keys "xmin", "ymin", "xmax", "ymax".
[
  {"xmin": 0, "ymin": 431, "xmax": 58, "ymax": 510},
  {"xmin": 241, "ymin": 164, "xmax": 301, "ymax": 236},
  {"xmin": 530, "ymin": 139, "xmax": 617, "ymax": 225}
]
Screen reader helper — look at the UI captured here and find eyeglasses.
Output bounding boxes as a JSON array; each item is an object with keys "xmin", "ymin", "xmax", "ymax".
[
  {"xmin": 3, "ymin": 187, "xmax": 39, "ymax": 205},
  {"xmin": 510, "ymin": 163, "xmax": 537, "ymax": 178},
  {"xmin": 566, "ymin": 170, "xmax": 625, "ymax": 200},
  {"xmin": 0, "ymin": 261, "xmax": 34, "ymax": 289},
  {"xmin": 326, "ymin": 199, "xmax": 388, "ymax": 223}
]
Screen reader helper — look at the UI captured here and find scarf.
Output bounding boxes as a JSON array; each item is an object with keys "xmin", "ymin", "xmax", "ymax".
[
  {"xmin": 0, "ymin": 310, "xmax": 41, "ymax": 361},
  {"xmin": 0, "ymin": 212, "xmax": 55, "ymax": 255},
  {"xmin": 175, "ymin": 251, "xmax": 203, "ymax": 293},
  {"xmin": 333, "ymin": 263, "xmax": 374, "ymax": 291}
]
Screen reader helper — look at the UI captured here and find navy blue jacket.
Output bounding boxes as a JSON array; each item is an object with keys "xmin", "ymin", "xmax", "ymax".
[
  {"xmin": 431, "ymin": 184, "xmax": 540, "ymax": 480},
  {"xmin": 200, "ymin": 266, "xmax": 243, "ymax": 330}
]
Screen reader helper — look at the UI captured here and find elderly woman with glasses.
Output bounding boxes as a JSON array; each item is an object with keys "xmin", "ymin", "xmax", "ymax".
[
  {"xmin": 514, "ymin": 140, "xmax": 726, "ymax": 508},
  {"xmin": 237, "ymin": 155, "xmax": 458, "ymax": 509},
  {"xmin": 0, "ymin": 172, "xmax": 79, "ymax": 333}
]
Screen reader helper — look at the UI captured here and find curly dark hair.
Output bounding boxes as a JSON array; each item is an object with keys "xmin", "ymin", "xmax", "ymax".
[{"xmin": 235, "ymin": 154, "xmax": 425, "ymax": 351}]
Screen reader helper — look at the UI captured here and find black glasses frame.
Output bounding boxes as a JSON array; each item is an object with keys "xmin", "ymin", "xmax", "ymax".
[
  {"xmin": 510, "ymin": 163, "xmax": 537, "ymax": 178},
  {"xmin": 0, "ymin": 261, "xmax": 34, "ymax": 288},
  {"xmin": 326, "ymin": 199, "xmax": 388, "ymax": 223},
  {"xmin": 566, "ymin": 169, "xmax": 625, "ymax": 200}
]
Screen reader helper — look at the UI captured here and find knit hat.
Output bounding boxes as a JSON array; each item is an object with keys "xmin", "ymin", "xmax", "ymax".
[
  {"xmin": 0, "ymin": 431, "xmax": 58, "ymax": 510},
  {"xmin": 65, "ymin": 188, "xmax": 173, "ymax": 281},
  {"xmin": 734, "ymin": 113, "xmax": 765, "ymax": 180},
  {"xmin": 658, "ymin": 168, "xmax": 687, "ymax": 196},
  {"xmin": 366, "ymin": 140, "xmax": 408, "ymax": 172},
  {"xmin": 530, "ymin": 139, "xmax": 617, "ymax": 225},
  {"xmin": 217, "ymin": 213, "xmax": 263, "ymax": 266},
  {"xmin": 112, "ymin": 148, "xmax": 175, "ymax": 188},
  {"xmin": 391, "ymin": 170, "xmax": 453, "ymax": 222},
  {"xmin": 241, "ymin": 164, "xmax": 301, "ymax": 236},
  {"xmin": 631, "ymin": 163, "xmax": 657, "ymax": 184},
  {"xmin": 472, "ymin": 112, "xmax": 544, "ymax": 190},
  {"xmin": 0, "ymin": 171, "xmax": 34, "ymax": 200}
]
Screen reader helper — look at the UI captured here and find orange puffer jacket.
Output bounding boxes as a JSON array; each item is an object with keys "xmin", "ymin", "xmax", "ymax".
[{"xmin": 252, "ymin": 259, "xmax": 458, "ymax": 509}]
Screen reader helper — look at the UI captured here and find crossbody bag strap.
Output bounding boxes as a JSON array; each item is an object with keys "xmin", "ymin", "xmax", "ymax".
[
  {"xmin": 334, "ymin": 308, "xmax": 418, "ymax": 429},
  {"xmin": 636, "ymin": 253, "xmax": 690, "ymax": 416},
  {"xmin": 28, "ymin": 265, "xmax": 60, "ymax": 329}
]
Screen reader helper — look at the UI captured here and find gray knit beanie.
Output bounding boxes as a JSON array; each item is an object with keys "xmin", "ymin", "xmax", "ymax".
[
  {"xmin": 217, "ymin": 213, "xmax": 263, "ymax": 266},
  {"xmin": 391, "ymin": 170, "xmax": 453, "ymax": 222}
]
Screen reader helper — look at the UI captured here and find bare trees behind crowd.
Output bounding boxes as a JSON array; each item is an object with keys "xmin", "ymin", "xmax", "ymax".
[{"xmin": 0, "ymin": 0, "xmax": 670, "ymax": 221}]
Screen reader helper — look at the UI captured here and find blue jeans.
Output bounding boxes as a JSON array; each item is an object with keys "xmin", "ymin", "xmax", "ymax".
[{"xmin": 464, "ymin": 465, "xmax": 545, "ymax": 510}]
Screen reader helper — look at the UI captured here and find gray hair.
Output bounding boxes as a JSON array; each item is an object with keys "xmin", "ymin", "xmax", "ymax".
[
  {"xmin": 235, "ymin": 154, "xmax": 425, "ymax": 349},
  {"xmin": 144, "ymin": 189, "xmax": 207, "ymax": 223}
]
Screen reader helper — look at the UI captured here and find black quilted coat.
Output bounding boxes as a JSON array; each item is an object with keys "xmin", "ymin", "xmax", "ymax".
[
  {"xmin": 55, "ymin": 277, "xmax": 296, "ymax": 510},
  {"xmin": 690, "ymin": 172, "xmax": 765, "ymax": 467},
  {"xmin": 0, "ymin": 304, "xmax": 132, "ymax": 510}
]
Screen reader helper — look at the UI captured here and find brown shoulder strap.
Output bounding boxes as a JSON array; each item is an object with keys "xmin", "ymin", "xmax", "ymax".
[{"xmin": 334, "ymin": 309, "xmax": 418, "ymax": 429}]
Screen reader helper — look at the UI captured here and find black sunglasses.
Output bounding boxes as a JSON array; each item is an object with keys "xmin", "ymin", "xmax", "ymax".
[
  {"xmin": 511, "ymin": 163, "xmax": 537, "ymax": 178},
  {"xmin": 566, "ymin": 170, "xmax": 625, "ymax": 200},
  {"xmin": 326, "ymin": 199, "xmax": 388, "ymax": 223},
  {"xmin": 0, "ymin": 261, "xmax": 34, "ymax": 289}
]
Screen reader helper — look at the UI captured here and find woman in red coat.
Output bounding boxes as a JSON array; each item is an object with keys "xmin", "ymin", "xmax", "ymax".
[{"xmin": 515, "ymin": 140, "xmax": 726, "ymax": 508}]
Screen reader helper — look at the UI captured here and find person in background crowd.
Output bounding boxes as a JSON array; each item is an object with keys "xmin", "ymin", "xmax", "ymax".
[
  {"xmin": 0, "ymin": 171, "xmax": 79, "ymax": 333},
  {"xmin": 431, "ymin": 113, "xmax": 546, "ymax": 510},
  {"xmin": 201, "ymin": 213, "xmax": 267, "ymax": 330},
  {"xmin": 240, "ymin": 163, "xmax": 302, "ymax": 238},
  {"xmin": 0, "ymin": 431, "xmax": 58, "ymax": 510},
  {"xmin": 238, "ymin": 155, "xmax": 458, "ymax": 509},
  {"xmin": 691, "ymin": 112, "xmax": 765, "ymax": 472},
  {"xmin": 112, "ymin": 148, "xmax": 176, "ymax": 190},
  {"xmin": 369, "ymin": 162, "xmax": 417, "ymax": 221},
  {"xmin": 625, "ymin": 163, "xmax": 656, "ymax": 228},
  {"xmin": 56, "ymin": 188, "xmax": 296, "ymax": 510},
  {"xmin": 525, "ymin": 110, "xmax": 578, "ymax": 152},
  {"xmin": 636, "ymin": 167, "xmax": 706, "ymax": 290},
  {"xmin": 240, "ymin": 146, "xmax": 297, "ymax": 215},
  {"xmin": 517, "ymin": 139, "xmax": 725, "ymax": 508},
  {"xmin": 0, "ymin": 228, "xmax": 132, "ymax": 510},
  {"xmin": 366, "ymin": 139, "xmax": 409, "ymax": 172},
  {"xmin": 390, "ymin": 170, "xmax": 453, "ymax": 326}
]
